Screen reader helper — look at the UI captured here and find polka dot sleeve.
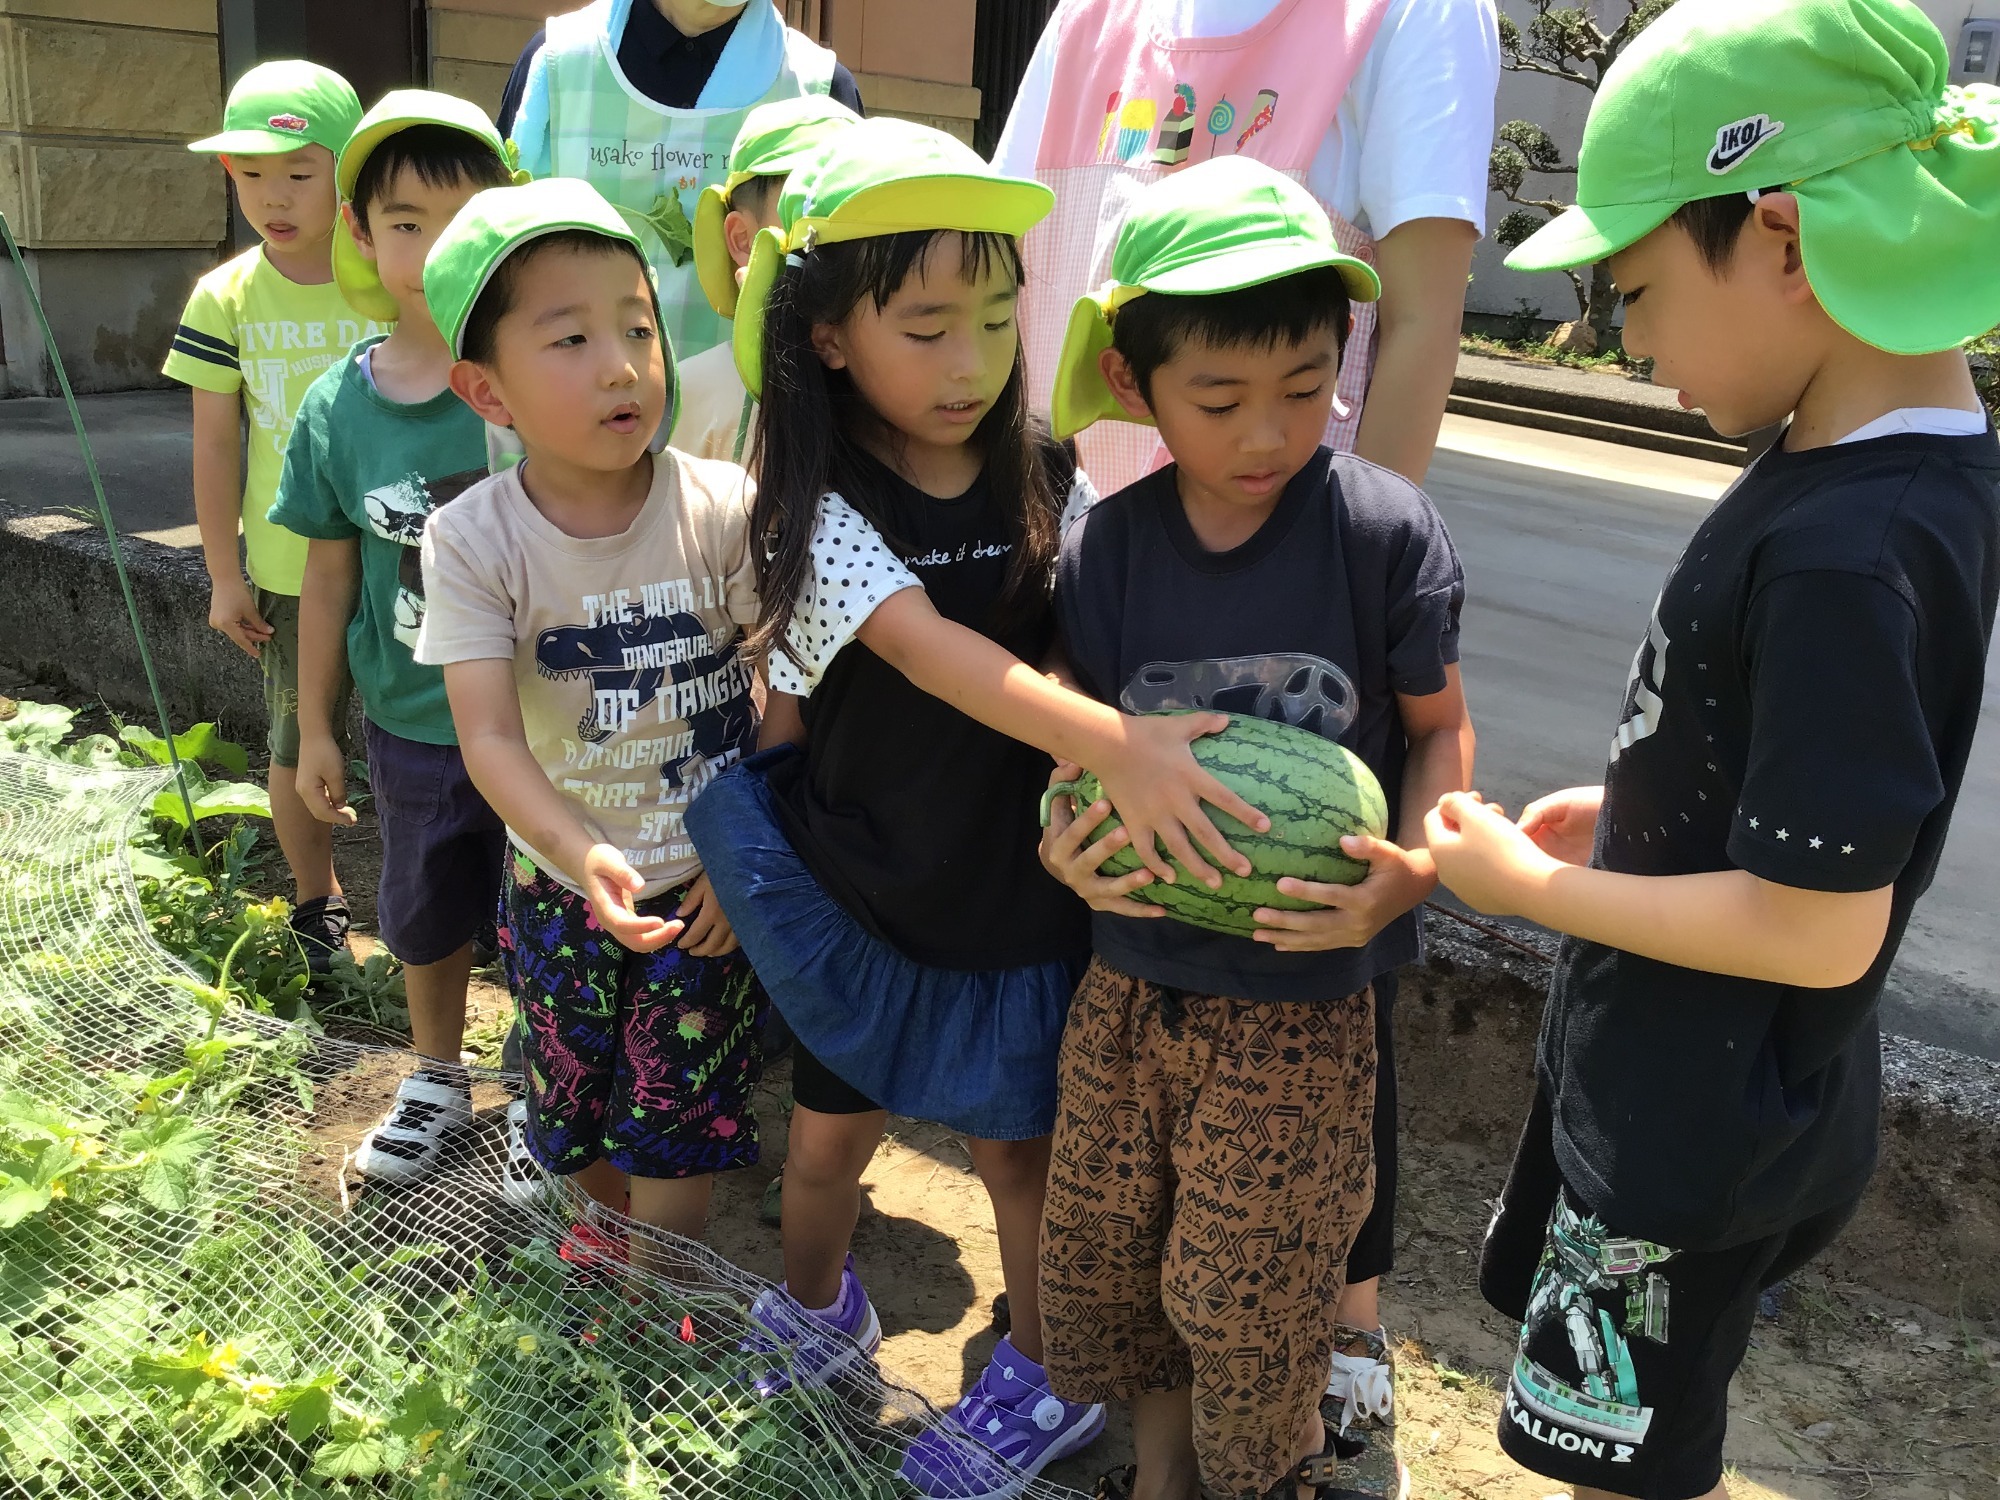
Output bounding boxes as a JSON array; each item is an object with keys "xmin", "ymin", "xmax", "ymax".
[
  {"xmin": 1059, "ymin": 466, "xmax": 1101, "ymax": 537},
  {"xmin": 768, "ymin": 492, "xmax": 921, "ymax": 697}
]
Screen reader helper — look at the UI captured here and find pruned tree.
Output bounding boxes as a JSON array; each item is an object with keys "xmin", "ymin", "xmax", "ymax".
[{"xmin": 1488, "ymin": 0, "xmax": 1677, "ymax": 340}]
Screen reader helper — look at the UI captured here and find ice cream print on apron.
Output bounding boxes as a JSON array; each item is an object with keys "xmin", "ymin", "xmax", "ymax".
[{"xmin": 1021, "ymin": 0, "xmax": 1392, "ymax": 496}]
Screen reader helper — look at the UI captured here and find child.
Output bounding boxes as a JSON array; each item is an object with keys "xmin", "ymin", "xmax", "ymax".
[
  {"xmin": 414, "ymin": 178, "xmax": 765, "ymax": 1246},
  {"xmin": 681, "ymin": 117, "xmax": 1280, "ymax": 1495},
  {"xmin": 1423, "ymin": 3, "xmax": 1999, "ymax": 1498},
  {"xmin": 678, "ymin": 93, "xmax": 861, "ymax": 462},
  {"xmin": 269, "ymin": 92, "xmax": 517, "ymax": 1185},
  {"xmin": 165, "ymin": 60, "xmax": 373, "ymax": 974},
  {"xmin": 1034, "ymin": 157, "xmax": 1474, "ymax": 1500}
]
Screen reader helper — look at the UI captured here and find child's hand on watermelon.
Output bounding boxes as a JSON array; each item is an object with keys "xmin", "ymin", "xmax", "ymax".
[
  {"xmin": 1095, "ymin": 712, "xmax": 1269, "ymax": 889},
  {"xmin": 1250, "ymin": 834, "xmax": 1437, "ymax": 952},
  {"xmin": 1517, "ymin": 785, "xmax": 1605, "ymax": 867},
  {"xmin": 1039, "ymin": 765, "xmax": 1169, "ymax": 918},
  {"xmin": 583, "ymin": 843, "xmax": 683, "ymax": 953}
]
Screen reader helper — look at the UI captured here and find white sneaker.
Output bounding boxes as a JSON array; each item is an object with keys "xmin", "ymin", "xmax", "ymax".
[
  {"xmin": 498, "ymin": 1098, "xmax": 546, "ymax": 1205},
  {"xmin": 354, "ymin": 1068, "xmax": 473, "ymax": 1182}
]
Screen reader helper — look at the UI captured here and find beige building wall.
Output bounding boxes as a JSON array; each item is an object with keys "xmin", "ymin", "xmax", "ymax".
[{"xmin": 0, "ymin": 0, "xmax": 227, "ymax": 393}]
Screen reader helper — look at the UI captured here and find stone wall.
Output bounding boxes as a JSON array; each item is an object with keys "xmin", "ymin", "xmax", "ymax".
[{"xmin": 0, "ymin": 0, "xmax": 226, "ymax": 394}]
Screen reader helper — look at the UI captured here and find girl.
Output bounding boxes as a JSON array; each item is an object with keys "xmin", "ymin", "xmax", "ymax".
[{"xmin": 684, "ymin": 118, "xmax": 1268, "ymax": 1497}]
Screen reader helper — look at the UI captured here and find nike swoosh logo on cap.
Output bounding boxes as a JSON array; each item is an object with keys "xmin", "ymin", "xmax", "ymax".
[{"xmin": 1708, "ymin": 114, "xmax": 1785, "ymax": 175}]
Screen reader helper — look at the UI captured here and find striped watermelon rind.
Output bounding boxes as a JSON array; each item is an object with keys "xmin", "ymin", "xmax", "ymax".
[{"xmin": 1038, "ymin": 713, "xmax": 1390, "ymax": 937}]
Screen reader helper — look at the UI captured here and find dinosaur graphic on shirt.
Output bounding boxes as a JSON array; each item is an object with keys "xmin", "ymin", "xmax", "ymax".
[{"xmin": 362, "ymin": 465, "xmax": 486, "ymax": 648}]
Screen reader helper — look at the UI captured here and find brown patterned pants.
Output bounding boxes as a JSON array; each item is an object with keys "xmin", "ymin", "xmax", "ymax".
[{"xmin": 1039, "ymin": 958, "xmax": 1378, "ymax": 1500}]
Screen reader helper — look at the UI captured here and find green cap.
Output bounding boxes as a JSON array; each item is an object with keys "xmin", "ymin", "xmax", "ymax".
[
  {"xmin": 695, "ymin": 95, "xmax": 863, "ymax": 319},
  {"xmin": 190, "ymin": 60, "xmax": 361, "ymax": 157},
  {"xmin": 1506, "ymin": 0, "xmax": 2000, "ymax": 356},
  {"xmin": 1049, "ymin": 157, "xmax": 1380, "ymax": 441},
  {"xmin": 333, "ymin": 90, "xmax": 517, "ymax": 322},
  {"xmin": 733, "ymin": 117, "xmax": 1055, "ymax": 398},
  {"xmin": 425, "ymin": 178, "xmax": 678, "ymax": 432}
]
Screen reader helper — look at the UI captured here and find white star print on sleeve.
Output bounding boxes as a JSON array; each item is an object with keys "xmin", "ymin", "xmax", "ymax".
[{"xmin": 768, "ymin": 492, "xmax": 921, "ymax": 698}]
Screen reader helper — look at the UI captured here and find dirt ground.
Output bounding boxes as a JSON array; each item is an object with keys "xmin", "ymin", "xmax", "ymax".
[{"xmin": 14, "ymin": 677, "xmax": 1996, "ymax": 1500}]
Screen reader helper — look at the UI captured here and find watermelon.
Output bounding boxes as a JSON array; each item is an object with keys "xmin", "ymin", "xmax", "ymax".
[{"xmin": 1038, "ymin": 713, "xmax": 1389, "ymax": 937}]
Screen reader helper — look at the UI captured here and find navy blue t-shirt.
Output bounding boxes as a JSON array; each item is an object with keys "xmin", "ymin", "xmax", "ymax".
[
  {"xmin": 1056, "ymin": 447, "xmax": 1465, "ymax": 1005},
  {"xmin": 1543, "ymin": 426, "xmax": 2000, "ymax": 1251}
]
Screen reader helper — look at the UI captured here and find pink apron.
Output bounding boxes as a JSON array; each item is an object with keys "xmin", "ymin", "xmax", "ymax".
[{"xmin": 1020, "ymin": 0, "xmax": 1392, "ymax": 496}]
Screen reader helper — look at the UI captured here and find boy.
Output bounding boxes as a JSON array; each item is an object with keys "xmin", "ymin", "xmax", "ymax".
[
  {"xmin": 1423, "ymin": 3, "xmax": 2000, "ymax": 1498},
  {"xmin": 1037, "ymin": 158, "xmax": 1476, "ymax": 1500},
  {"xmin": 415, "ymin": 179, "xmax": 765, "ymax": 1246},
  {"xmin": 269, "ymin": 92, "xmax": 517, "ymax": 1185},
  {"xmin": 165, "ymin": 60, "xmax": 376, "ymax": 974},
  {"xmin": 678, "ymin": 93, "xmax": 859, "ymax": 461}
]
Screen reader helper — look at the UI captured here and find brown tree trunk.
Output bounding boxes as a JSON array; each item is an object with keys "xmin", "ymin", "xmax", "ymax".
[{"xmin": 1586, "ymin": 259, "xmax": 1622, "ymax": 339}]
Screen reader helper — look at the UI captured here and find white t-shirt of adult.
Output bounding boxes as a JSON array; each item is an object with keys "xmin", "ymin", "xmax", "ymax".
[{"xmin": 991, "ymin": 0, "xmax": 1502, "ymax": 241}]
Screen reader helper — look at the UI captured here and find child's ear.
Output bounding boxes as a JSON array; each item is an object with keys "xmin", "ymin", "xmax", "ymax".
[
  {"xmin": 449, "ymin": 358, "xmax": 514, "ymax": 428},
  {"xmin": 723, "ymin": 208, "xmax": 761, "ymax": 272},
  {"xmin": 1751, "ymin": 191, "xmax": 1810, "ymax": 300},
  {"xmin": 342, "ymin": 202, "xmax": 376, "ymax": 262},
  {"xmin": 1099, "ymin": 348, "xmax": 1153, "ymax": 421},
  {"xmin": 810, "ymin": 320, "xmax": 849, "ymax": 372}
]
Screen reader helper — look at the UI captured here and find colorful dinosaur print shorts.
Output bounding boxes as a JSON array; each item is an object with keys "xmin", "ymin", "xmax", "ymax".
[{"xmin": 498, "ymin": 849, "xmax": 765, "ymax": 1181}]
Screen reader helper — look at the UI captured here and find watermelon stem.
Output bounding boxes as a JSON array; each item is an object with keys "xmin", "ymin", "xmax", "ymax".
[{"xmin": 1038, "ymin": 780, "xmax": 1090, "ymax": 828}]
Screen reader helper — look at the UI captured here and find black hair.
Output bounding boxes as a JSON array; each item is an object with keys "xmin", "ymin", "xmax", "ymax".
[
  {"xmin": 727, "ymin": 174, "xmax": 783, "ymax": 219},
  {"xmin": 1111, "ymin": 265, "xmax": 1353, "ymax": 402},
  {"xmin": 1665, "ymin": 191, "xmax": 1767, "ymax": 274},
  {"xmin": 459, "ymin": 229, "xmax": 652, "ymax": 366},
  {"xmin": 746, "ymin": 229, "xmax": 1058, "ymax": 673},
  {"xmin": 350, "ymin": 123, "xmax": 511, "ymax": 235}
]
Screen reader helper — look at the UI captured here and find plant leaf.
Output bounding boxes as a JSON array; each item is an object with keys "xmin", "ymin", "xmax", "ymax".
[{"xmin": 312, "ymin": 1421, "xmax": 389, "ymax": 1480}]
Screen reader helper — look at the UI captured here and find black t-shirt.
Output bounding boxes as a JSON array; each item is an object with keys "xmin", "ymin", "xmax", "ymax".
[
  {"xmin": 768, "ymin": 451, "xmax": 1091, "ymax": 971},
  {"xmin": 496, "ymin": 11, "xmax": 865, "ymax": 137},
  {"xmin": 1543, "ymin": 427, "xmax": 2000, "ymax": 1251},
  {"xmin": 1056, "ymin": 448, "xmax": 1464, "ymax": 1004}
]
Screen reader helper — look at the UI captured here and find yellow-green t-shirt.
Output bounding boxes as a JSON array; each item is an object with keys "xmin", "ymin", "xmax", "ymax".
[{"xmin": 162, "ymin": 245, "xmax": 392, "ymax": 595}]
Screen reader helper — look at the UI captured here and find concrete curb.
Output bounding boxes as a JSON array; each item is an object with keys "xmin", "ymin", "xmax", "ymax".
[
  {"xmin": 1405, "ymin": 911, "xmax": 1999, "ymax": 1319},
  {"xmin": 0, "ymin": 499, "xmax": 267, "ymax": 736},
  {"xmin": 1452, "ymin": 351, "xmax": 1754, "ymax": 467}
]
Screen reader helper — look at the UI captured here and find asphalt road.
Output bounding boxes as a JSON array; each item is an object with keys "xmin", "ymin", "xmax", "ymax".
[
  {"xmin": 1429, "ymin": 415, "xmax": 2000, "ymax": 1062},
  {"xmin": 4, "ymin": 393, "xmax": 1996, "ymax": 1058}
]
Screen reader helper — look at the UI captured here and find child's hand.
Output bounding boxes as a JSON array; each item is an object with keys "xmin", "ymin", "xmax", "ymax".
[
  {"xmin": 582, "ymin": 844, "xmax": 680, "ymax": 953},
  {"xmin": 674, "ymin": 872, "xmax": 740, "ymax": 957},
  {"xmin": 1095, "ymin": 713, "xmax": 1269, "ymax": 890},
  {"xmin": 208, "ymin": 575, "xmax": 273, "ymax": 659},
  {"xmin": 1425, "ymin": 791, "xmax": 1556, "ymax": 916},
  {"xmin": 1039, "ymin": 764, "xmax": 1166, "ymax": 919},
  {"xmin": 1251, "ymin": 835, "xmax": 1437, "ymax": 952},
  {"xmin": 1517, "ymin": 785, "xmax": 1604, "ymax": 867},
  {"xmin": 294, "ymin": 735, "xmax": 357, "ymax": 827}
]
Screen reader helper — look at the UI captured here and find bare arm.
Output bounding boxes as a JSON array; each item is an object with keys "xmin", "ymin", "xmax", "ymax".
[
  {"xmin": 1351, "ymin": 218, "xmax": 1478, "ymax": 485},
  {"xmin": 191, "ymin": 388, "xmax": 270, "ymax": 655},
  {"xmin": 292, "ymin": 536, "xmax": 360, "ymax": 824},
  {"xmin": 1425, "ymin": 792, "xmax": 1893, "ymax": 988},
  {"xmin": 857, "ymin": 587, "xmax": 1269, "ymax": 886}
]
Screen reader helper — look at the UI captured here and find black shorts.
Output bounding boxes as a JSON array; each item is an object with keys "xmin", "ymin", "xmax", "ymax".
[
  {"xmin": 1480, "ymin": 1088, "xmax": 1859, "ymax": 1499},
  {"xmin": 790, "ymin": 1039, "xmax": 883, "ymax": 1116},
  {"xmin": 365, "ymin": 721, "xmax": 505, "ymax": 966}
]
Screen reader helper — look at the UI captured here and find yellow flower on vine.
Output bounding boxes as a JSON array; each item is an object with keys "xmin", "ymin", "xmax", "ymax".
[
  {"xmin": 72, "ymin": 1138, "xmax": 103, "ymax": 1161},
  {"xmin": 201, "ymin": 1342, "xmax": 242, "ymax": 1378},
  {"xmin": 47, "ymin": 1179, "xmax": 67, "ymax": 1200},
  {"xmin": 245, "ymin": 1379, "xmax": 278, "ymax": 1403},
  {"xmin": 515, "ymin": 1334, "xmax": 538, "ymax": 1356}
]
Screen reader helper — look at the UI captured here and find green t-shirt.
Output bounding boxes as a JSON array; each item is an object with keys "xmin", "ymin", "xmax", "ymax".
[
  {"xmin": 269, "ymin": 339, "xmax": 487, "ymax": 745},
  {"xmin": 163, "ymin": 245, "xmax": 392, "ymax": 595}
]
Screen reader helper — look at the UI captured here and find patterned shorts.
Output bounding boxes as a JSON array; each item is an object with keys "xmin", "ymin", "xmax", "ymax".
[
  {"xmin": 1039, "ymin": 958, "xmax": 1378, "ymax": 1500},
  {"xmin": 497, "ymin": 849, "xmax": 764, "ymax": 1181}
]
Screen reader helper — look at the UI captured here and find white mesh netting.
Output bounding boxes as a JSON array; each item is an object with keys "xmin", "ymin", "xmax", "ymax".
[{"xmin": 0, "ymin": 748, "xmax": 1088, "ymax": 1500}]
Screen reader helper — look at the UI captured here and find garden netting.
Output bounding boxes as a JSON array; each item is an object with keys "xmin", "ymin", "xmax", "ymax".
[{"xmin": 0, "ymin": 747, "xmax": 1089, "ymax": 1500}]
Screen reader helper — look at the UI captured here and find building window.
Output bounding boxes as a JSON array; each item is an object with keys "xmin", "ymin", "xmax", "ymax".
[{"xmin": 1966, "ymin": 25, "xmax": 1995, "ymax": 76}]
